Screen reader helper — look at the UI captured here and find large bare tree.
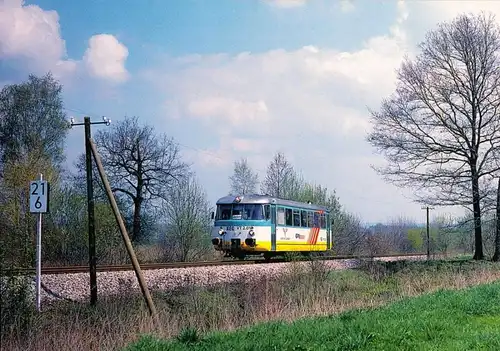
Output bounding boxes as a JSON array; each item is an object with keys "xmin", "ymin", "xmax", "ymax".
[
  {"xmin": 94, "ymin": 116, "xmax": 191, "ymax": 242},
  {"xmin": 229, "ymin": 157, "xmax": 259, "ymax": 195},
  {"xmin": 367, "ymin": 12, "xmax": 500, "ymax": 260}
]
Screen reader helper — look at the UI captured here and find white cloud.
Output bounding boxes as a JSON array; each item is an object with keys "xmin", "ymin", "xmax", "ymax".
[
  {"xmin": 264, "ymin": 0, "xmax": 357, "ymax": 13},
  {"xmin": 402, "ymin": 1, "xmax": 500, "ymax": 47},
  {"xmin": 185, "ymin": 147, "xmax": 231, "ymax": 167},
  {"xmin": 187, "ymin": 97, "xmax": 269, "ymax": 126},
  {"xmin": 139, "ymin": 2, "xmax": 416, "ymax": 222},
  {"xmin": 144, "ymin": 18, "xmax": 407, "ymax": 140},
  {"xmin": 411, "ymin": 0, "xmax": 500, "ymax": 19},
  {"xmin": 339, "ymin": 0, "xmax": 355, "ymax": 13},
  {"xmin": 83, "ymin": 34, "xmax": 129, "ymax": 83},
  {"xmin": 144, "ymin": 0, "xmax": 495, "ymax": 222},
  {"xmin": 182, "ymin": 137, "xmax": 252, "ymax": 168},
  {"xmin": 0, "ymin": 0, "xmax": 76, "ymax": 77},
  {"xmin": 8, "ymin": 0, "xmax": 490, "ymax": 222},
  {"xmin": 0, "ymin": 0, "xmax": 129, "ymax": 84},
  {"xmin": 264, "ymin": 0, "xmax": 308, "ymax": 8}
]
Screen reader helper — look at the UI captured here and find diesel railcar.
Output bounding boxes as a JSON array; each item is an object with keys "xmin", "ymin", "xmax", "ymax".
[{"xmin": 210, "ymin": 194, "xmax": 333, "ymax": 260}]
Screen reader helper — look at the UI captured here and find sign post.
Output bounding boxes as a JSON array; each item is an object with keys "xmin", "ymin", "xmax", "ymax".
[{"xmin": 29, "ymin": 174, "xmax": 49, "ymax": 312}]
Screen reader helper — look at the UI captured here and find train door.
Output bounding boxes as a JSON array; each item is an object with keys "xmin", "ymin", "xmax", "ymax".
[{"xmin": 270, "ymin": 204, "xmax": 277, "ymax": 251}]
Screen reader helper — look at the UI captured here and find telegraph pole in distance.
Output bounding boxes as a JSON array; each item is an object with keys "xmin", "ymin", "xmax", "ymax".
[
  {"xmin": 70, "ymin": 116, "xmax": 111, "ymax": 306},
  {"xmin": 422, "ymin": 206, "xmax": 434, "ymax": 260}
]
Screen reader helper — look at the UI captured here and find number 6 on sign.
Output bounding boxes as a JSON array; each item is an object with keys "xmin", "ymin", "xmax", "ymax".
[{"xmin": 30, "ymin": 180, "xmax": 49, "ymax": 213}]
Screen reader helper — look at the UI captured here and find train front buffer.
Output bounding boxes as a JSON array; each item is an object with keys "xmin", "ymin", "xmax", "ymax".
[{"xmin": 211, "ymin": 224, "xmax": 260, "ymax": 255}]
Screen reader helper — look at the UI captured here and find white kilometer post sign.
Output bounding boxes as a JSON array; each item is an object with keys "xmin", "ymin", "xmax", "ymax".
[{"xmin": 29, "ymin": 174, "xmax": 49, "ymax": 312}]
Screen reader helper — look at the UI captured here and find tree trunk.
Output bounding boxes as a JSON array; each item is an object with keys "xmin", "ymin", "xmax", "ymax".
[
  {"xmin": 471, "ymin": 171, "xmax": 484, "ymax": 260},
  {"xmin": 133, "ymin": 139, "xmax": 143, "ymax": 243},
  {"xmin": 132, "ymin": 198, "xmax": 142, "ymax": 242},
  {"xmin": 492, "ymin": 177, "xmax": 500, "ymax": 261}
]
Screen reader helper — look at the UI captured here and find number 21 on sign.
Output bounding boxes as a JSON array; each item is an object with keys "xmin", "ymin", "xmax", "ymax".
[{"xmin": 30, "ymin": 180, "xmax": 49, "ymax": 213}]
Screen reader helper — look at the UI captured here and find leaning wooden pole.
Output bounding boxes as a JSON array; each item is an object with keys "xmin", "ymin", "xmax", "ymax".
[{"xmin": 89, "ymin": 138, "xmax": 160, "ymax": 328}]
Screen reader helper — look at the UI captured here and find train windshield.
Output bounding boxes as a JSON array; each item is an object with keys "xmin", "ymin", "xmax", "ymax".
[{"xmin": 216, "ymin": 204, "xmax": 265, "ymax": 220}]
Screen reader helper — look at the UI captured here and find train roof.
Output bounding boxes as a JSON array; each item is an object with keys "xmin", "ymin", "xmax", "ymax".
[{"xmin": 215, "ymin": 194, "xmax": 330, "ymax": 212}]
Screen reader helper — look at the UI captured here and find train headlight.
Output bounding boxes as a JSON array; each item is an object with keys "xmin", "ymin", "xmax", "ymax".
[
  {"xmin": 218, "ymin": 229, "xmax": 225, "ymax": 235},
  {"xmin": 249, "ymin": 229, "xmax": 255, "ymax": 236}
]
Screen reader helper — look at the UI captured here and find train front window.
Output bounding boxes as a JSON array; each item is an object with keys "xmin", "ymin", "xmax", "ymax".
[
  {"xmin": 216, "ymin": 204, "xmax": 265, "ymax": 220},
  {"xmin": 246, "ymin": 204, "xmax": 265, "ymax": 220},
  {"xmin": 217, "ymin": 205, "xmax": 232, "ymax": 220}
]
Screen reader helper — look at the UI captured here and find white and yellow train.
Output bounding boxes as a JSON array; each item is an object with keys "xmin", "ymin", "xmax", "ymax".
[{"xmin": 210, "ymin": 194, "xmax": 333, "ymax": 260}]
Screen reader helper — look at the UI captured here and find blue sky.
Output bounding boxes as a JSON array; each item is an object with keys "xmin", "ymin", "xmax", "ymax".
[
  {"xmin": 2, "ymin": 0, "xmax": 500, "ymax": 224},
  {"xmin": 28, "ymin": 0, "xmax": 396, "ymax": 57}
]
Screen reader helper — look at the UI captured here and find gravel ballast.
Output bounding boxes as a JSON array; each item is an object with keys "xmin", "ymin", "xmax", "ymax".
[{"xmin": 34, "ymin": 255, "xmax": 426, "ymax": 306}]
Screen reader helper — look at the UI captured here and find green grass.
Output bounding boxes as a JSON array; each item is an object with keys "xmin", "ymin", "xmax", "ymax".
[
  {"xmin": 3, "ymin": 258, "xmax": 499, "ymax": 350},
  {"xmin": 124, "ymin": 280, "xmax": 500, "ymax": 351}
]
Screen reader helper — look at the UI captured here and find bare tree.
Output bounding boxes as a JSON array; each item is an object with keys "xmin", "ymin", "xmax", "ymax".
[
  {"xmin": 261, "ymin": 152, "xmax": 295, "ymax": 198},
  {"xmin": 93, "ymin": 116, "xmax": 191, "ymax": 242},
  {"xmin": 229, "ymin": 157, "xmax": 259, "ymax": 195},
  {"xmin": 162, "ymin": 176, "xmax": 212, "ymax": 262},
  {"xmin": 259, "ymin": 152, "xmax": 365, "ymax": 256},
  {"xmin": 331, "ymin": 211, "xmax": 367, "ymax": 255},
  {"xmin": 454, "ymin": 213, "xmax": 476, "ymax": 254},
  {"xmin": 432, "ymin": 214, "xmax": 459, "ymax": 258},
  {"xmin": 383, "ymin": 217, "xmax": 416, "ymax": 253},
  {"xmin": 367, "ymin": 13, "xmax": 500, "ymax": 260}
]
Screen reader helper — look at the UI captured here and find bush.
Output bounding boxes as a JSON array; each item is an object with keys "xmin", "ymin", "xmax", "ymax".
[{"xmin": 0, "ymin": 275, "xmax": 36, "ymax": 336}]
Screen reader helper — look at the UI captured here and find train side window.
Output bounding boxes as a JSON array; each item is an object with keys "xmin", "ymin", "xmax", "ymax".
[
  {"xmin": 285, "ymin": 208, "xmax": 293, "ymax": 226},
  {"xmin": 293, "ymin": 210, "xmax": 301, "ymax": 226},
  {"xmin": 320, "ymin": 213, "xmax": 326, "ymax": 228},
  {"xmin": 307, "ymin": 212, "xmax": 314, "ymax": 227},
  {"xmin": 313, "ymin": 212, "xmax": 320, "ymax": 227},
  {"xmin": 300, "ymin": 210, "xmax": 307, "ymax": 227},
  {"xmin": 277, "ymin": 207, "xmax": 285, "ymax": 225},
  {"xmin": 264, "ymin": 205, "xmax": 270, "ymax": 220}
]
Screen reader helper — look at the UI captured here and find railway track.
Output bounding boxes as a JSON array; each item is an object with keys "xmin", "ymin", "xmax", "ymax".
[{"xmin": 2, "ymin": 253, "xmax": 426, "ymax": 276}]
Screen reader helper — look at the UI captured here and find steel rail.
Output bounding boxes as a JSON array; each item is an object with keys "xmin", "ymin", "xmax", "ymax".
[{"xmin": 2, "ymin": 252, "xmax": 427, "ymax": 276}]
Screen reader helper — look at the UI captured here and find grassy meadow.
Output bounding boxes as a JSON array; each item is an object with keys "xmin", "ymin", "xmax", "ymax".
[
  {"xmin": 1, "ymin": 258, "xmax": 500, "ymax": 351},
  {"xmin": 127, "ymin": 279, "xmax": 500, "ymax": 351}
]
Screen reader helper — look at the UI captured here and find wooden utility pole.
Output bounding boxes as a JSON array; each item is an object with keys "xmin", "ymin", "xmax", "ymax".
[
  {"xmin": 84, "ymin": 117, "xmax": 97, "ymax": 305},
  {"xmin": 89, "ymin": 138, "xmax": 160, "ymax": 327},
  {"xmin": 422, "ymin": 206, "xmax": 434, "ymax": 260},
  {"xmin": 70, "ymin": 116, "xmax": 111, "ymax": 305}
]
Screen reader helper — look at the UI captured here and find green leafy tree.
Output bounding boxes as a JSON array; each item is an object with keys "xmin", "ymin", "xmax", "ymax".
[
  {"xmin": 407, "ymin": 228, "xmax": 424, "ymax": 251},
  {"xmin": 0, "ymin": 73, "xmax": 69, "ymax": 268},
  {"xmin": 0, "ymin": 73, "xmax": 69, "ymax": 173}
]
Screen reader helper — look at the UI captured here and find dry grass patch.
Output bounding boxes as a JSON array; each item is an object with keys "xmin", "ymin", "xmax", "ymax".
[{"xmin": 1, "ymin": 258, "xmax": 499, "ymax": 351}]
